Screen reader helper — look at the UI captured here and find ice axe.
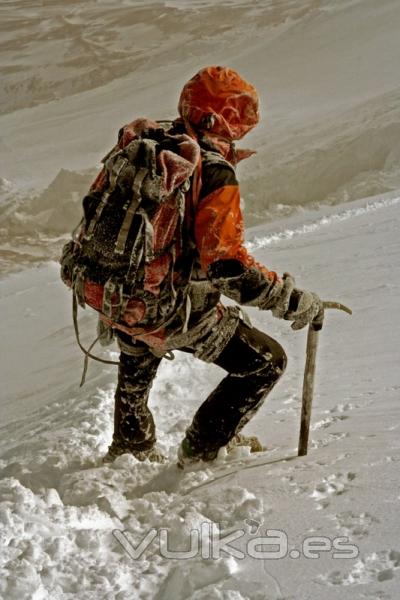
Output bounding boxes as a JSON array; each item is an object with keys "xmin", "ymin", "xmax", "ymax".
[{"xmin": 298, "ymin": 301, "xmax": 352, "ymax": 456}]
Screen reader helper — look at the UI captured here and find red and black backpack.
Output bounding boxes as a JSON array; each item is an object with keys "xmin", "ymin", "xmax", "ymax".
[{"xmin": 60, "ymin": 118, "xmax": 202, "ymax": 370}]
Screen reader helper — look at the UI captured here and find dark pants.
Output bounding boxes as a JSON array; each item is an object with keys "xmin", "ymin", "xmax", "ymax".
[{"xmin": 112, "ymin": 321, "xmax": 287, "ymax": 458}]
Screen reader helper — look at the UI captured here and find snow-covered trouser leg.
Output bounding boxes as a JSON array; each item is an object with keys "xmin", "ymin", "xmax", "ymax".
[
  {"xmin": 183, "ymin": 321, "xmax": 287, "ymax": 460},
  {"xmin": 110, "ymin": 334, "xmax": 162, "ymax": 454}
]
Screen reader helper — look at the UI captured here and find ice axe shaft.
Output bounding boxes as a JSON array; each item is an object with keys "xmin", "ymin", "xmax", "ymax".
[{"xmin": 298, "ymin": 301, "xmax": 352, "ymax": 457}]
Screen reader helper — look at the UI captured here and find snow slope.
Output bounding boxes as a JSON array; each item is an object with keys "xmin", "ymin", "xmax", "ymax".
[
  {"xmin": 1, "ymin": 0, "xmax": 400, "ymax": 597},
  {"xmin": 1, "ymin": 193, "xmax": 399, "ymax": 599},
  {"xmin": 2, "ymin": 0, "xmax": 400, "ymax": 275}
]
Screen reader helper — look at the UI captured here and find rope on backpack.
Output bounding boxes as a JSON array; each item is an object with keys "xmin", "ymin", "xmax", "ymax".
[{"xmin": 72, "ymin": 292, "xmax": 119, "ymax": 387}]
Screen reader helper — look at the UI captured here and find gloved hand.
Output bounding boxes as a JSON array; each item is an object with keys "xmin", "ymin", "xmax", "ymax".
[{"xmin": 271, "ymin": 273, "xmax": 324, "ymax": 331}]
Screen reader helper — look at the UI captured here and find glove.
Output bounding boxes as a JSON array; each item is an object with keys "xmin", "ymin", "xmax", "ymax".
[{"xmin": 271, "ymin": 273, "xmax": 324, "ymax": 331}]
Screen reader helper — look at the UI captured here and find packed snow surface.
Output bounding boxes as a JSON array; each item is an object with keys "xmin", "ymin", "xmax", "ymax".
[
  {"xmin": 1, "ymin": 0, "xmax": 400, "ymax": 598},
  {"xmin": 1, "ymin": 193, "xmax": 399, "ymax": 599}
]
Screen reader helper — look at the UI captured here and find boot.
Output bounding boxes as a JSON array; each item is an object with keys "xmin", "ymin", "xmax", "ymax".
[
  {"xmin": 103, "ymin": 441, "xmax": 167, "ymax": 464},
  {"xmin": 177, "ymin": 433, "xmax": 264, "ymax": 469},
  {"xmin": 177, "ymin": 437, "xmax": 212, "ymax": 469},
  {"xmin": 225, "ymin": 433, "xmax": 264, "ymax": 454}
]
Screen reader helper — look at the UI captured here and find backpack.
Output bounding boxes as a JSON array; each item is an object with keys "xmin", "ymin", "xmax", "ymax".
[{"xmin": 60, "ymin": 118, "xmax": 201, "ymax": 376}]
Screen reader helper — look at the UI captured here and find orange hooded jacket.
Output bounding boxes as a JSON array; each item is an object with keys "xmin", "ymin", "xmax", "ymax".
[{"xmin": 180, "ymin": 66, "xmax": 280, "ymax": 286}]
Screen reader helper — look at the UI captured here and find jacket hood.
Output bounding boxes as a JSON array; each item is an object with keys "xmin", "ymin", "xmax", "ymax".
[{"xmin": 178, "ymin": 66, "xmax": 260, "ymax": 141}]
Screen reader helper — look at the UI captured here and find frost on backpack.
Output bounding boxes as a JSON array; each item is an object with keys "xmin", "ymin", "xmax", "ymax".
[{"xmin": 60, "ymin": 118, "xmax": 201, "ymax": 366}]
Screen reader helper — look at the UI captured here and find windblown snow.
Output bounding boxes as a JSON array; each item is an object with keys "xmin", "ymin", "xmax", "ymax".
[
  {"xmin": 1, "ymin": 0, "xmax": 400, "ymax": 599},
  {"xmin": 2, "ymin": 0, "xmax": 400, "ymax": 276}
]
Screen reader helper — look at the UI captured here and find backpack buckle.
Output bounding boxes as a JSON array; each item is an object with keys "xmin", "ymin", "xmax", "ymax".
[{"xmin": 102, "ymin": 280, "xmax": 123, "ymax": 320}]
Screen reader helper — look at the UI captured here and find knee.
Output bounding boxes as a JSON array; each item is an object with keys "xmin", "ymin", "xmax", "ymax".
[
  {"xmin": 246, "ymin": 325, "xmax": 287, "ymax": 375},
  {"xmin": 255, "ymin": 334, "xmax": 287, "ymax": 382},
  {"xmin": 271, "ymin": 341, "xmax": 287, "ymax": 378}
]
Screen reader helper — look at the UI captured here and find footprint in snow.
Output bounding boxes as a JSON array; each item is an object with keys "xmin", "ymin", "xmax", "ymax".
[
  {"xmin": 311, "ymin": 402, "xmax": 361, "ymax": 432},
  {"xmin": 328, "ymin": 402, "xmax": 360, "ymax": 413},
  {"xmin": 316, "ymin": 549, "xmax": 400, "ymax": 586},
  {"xmin": 330, "ymin": 510, "xmax": 379, "ymax": 539},
  {"xmin": 310, "ymin": 472, "xmax": 356, "ymax": 510},
  {"xmin": 311, "ymin": 414, "xmax": 349, "ymax": 431},
  {"xmin": 311, "ymin": 432, "xmax": 348, "ymax": 450},
  {"xmin": 281, "ymin": 474, "xmax": 310, "ymax": 496}
]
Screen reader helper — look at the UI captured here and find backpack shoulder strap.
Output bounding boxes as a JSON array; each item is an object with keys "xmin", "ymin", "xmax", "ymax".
[{"xmin": 200, "ymin": 149, "xmax": 235, "ymax": 171}]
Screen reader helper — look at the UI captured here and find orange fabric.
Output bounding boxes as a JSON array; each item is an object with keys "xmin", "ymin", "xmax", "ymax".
[
  {"xmin": 195, "ymin": 184, "xmax": 280, "ymax": 283},
  {"xmin": 178, "ymin": 66, "xmax": 259, "ymax": 141}
]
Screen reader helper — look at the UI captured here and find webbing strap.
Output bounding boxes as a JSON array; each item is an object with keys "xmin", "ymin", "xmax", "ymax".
[
  {"xmin": 85, "ymin": 191, "xmax": 110, "ymax": 240},
  {"xmin": 125, "ymin": 218, "xmax": 145, "ymax": 286},
  {"xmin": 71, "ymin": 217, "xmax": 84, "ymax": 241},
  {"xmin": 182, "ymin": 293, "xmax": 191, "ymax": 334},
  {"xmin": 85, "ymin": 153, "xmax": 127, "ymax": 240},
  {"xmin": 115, "ymin": 167, "xmax": 148, "ymax": 255},
  {"xmin": 72, "ymin": 266, "xmax": 87, "ymax": 308},
  {"xmin": 140, "ymin": 209, "xmax": 155, "ymax": 262},
  {"xmin": 102, "ymin": 279, "xmax": 123, "ymax": 320},
  {"xmin": 72, "ymin": 293, "xmax": 119, "ymax": 387}
]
